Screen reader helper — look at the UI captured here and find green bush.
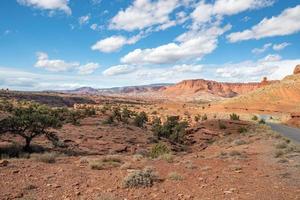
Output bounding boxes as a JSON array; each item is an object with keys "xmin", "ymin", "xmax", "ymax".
[
  {"xmin": 259, "ymin": 119, "xmax": 266, "ymax": 124},
  {"xmin": 151, "ymin": 116, "xmax": 188, "ymax": 144},
  {"xmin": 133, "ymin": 111, "xmax": 148, "ymax": 128},
  {"xmin": 252, "ymin": 115, "xmax": 258, "ymax": 121},
  {"xmin": 219, "ymin": 122, "xmax": 227, "ymax": 129},
  {"xmin": 230, "ymin": 113, "xmax": 240, "ymax": 121},
  {"xmin": 201, "ymin": 114, "xmax": 208, "ymax": 121},
  {"xmin": 149, "ymin": 143, "xmax": 170, "ymax": 159},
  {"xmin": 123, "ymin": 167, "xmax": 159, "ymax": 188},
  {"xmin": 238, "ymin": 127, "xmax": 248, "ymax": 133},
  {"xmin": 102, "ymin": 115, "xmax": 114, "ymax": 124},
  {"xmin": 194, "ymin": 114, "xmax": 200, "ymax": 122}
]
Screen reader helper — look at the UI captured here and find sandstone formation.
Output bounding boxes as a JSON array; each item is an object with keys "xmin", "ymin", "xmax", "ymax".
[
  {"xmin": 221, "ymin": 67, "xmax": 300, "ymax": 113},
  {"xmin": 162, "ymin": 77, "xmax": 276, "ymax": 98},
  {"xmin": 293, "ymin": 64, "xmax": 300, "ymax": 75}
]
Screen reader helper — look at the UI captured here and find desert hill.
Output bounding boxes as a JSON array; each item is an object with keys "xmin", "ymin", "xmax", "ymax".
[
  {"xmin": 220, "ymin": 65, "xmax": 300, "ymax": 113},
  {"xmin": 160, "ymin": 77, "xmax": 277, "ymax": 102}
]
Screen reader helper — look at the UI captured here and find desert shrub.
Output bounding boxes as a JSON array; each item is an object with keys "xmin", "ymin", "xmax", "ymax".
[
  {"xmin": 230, "ymin": 113, "xmax": 240, "ymax": 121},
  {"xmin": 102, "ymin": 115, "xmax": 114, "ymax": 124},
  {"xmin": 0, "ymin": 103, "xmax": 62, "ymax": 151},
  {"xmin": 274, "ymin": 150, "xmax": 284, "ymax": 158},
  {"xmin": 151, "ymin": 116, "xmax": 188, "ymax": 144},
  {"xmin": 201, "ymin": 114, "xmax": 208, "ymax": 121},
  {"xmin": 234, "ymin": 139, "xmax": 247, "ymax": 146},
  {"xmin": 168, "ymin": 172, "xmax": 183, "ymax": 181},
  {"xmin": 275, "ymin": 142, "xmax": 288, "ymax": 149},
  {"xmin": 238, "ymin": 127, "xmax": 248, "ymax": 133},
  {"xmin": 151, "ymin": 111, "xmax": 158, "ymax": 115},
  {"xmin": 194, "ymin": 114, "xmax": 201, "ymax": 122},
  {"xmin": 132, "ymin": 154, "xmax": 144, "ymax": 161},
  {"xmin": 123, "ymin": 167, "xmax": 159, "ymax": 188},
  {"xmin": 31, "ymin": 152, "xmax": 57, "ymax": 163},
  {"xmin": 68, "ymin": 110, "xmax": 84, "ymax": 125},
  {"xmin": 0, "ymin": 99, "xmax": 14, "ymax": 112},
  {"xmin": 133, "ymin": 111, "xmax": 148, "ymax": 128},
  {"xmin": 100, "ymin": 105, "xmax": 110, "ymax": 114},
  {"xmin": 89, "ymin": 156, "xmax": 122, "ymax": 170},
  {"xmin": 159, "ymin": 153, "xmax": 174, "ymax": 163},
  {"xmin": 84, "ymin": 108, "xmax": 96, "ymax": 117},
  {"xmin": 252, "ymin": 115, "xmax": 258, "ymax": 121},
  {"xmin": 258, "ymin": 119, "xmax": 266, "ymax": 124},
  {"xmin": 149, "ymin": 143, "xmax": 170, "ymax": 159},
  {"xmin": 121, "ymin": 107, "xmax": 131, "ymax": 123},
  {"xmin": 219, "ymin": 122, "xmax": 227, "ymax": 129},
  {"xmin": 112, "ymin": 107, "xmax": 122, "ymax": 121}
]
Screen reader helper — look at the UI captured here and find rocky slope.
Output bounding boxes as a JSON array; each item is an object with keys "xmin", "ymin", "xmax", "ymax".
[
  {"xmin": 220, "ymin": 65, "xmax": 300, "ymax": 113},
  {"xmin": 161, "ymin": 77, "xmax": 277, "ymax": 101}
]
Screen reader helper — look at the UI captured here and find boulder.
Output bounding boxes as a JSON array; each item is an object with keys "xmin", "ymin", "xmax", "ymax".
[{"xmin": 294, "ymin": 65, "xmax": 300, "ymax": 75}]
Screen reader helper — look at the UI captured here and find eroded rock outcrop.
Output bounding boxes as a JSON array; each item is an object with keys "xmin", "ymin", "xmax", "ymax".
[
  {"xmin": 162, "ymin": 77, "xmax": 276, "ymax": 98},
  {"xmin": 293, "ymin": 65, "xmax": 300, "ymax": 75}
]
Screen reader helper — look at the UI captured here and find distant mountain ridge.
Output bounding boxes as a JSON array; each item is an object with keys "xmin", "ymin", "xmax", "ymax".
[{"xmin": 59, "ymin": 83, "xmax": 173, "ymax": 94}]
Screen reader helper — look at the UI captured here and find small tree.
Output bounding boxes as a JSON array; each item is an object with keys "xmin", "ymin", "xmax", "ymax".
[
  {"xmin": 0, "ymin": 104, "xmax": 62, "ymax": 151},
  {"xmin": 152, "ymin": 116, "xmax": 188, "ymax": 144},
  {"xmin": 134, "ymin": 111, "xmax": 148, "ymax": 128}
]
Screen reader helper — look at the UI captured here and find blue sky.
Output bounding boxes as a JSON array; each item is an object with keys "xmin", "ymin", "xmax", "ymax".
[{"xmin": 0, "ymin": 0, "xmax": 299, "ymax": 90}]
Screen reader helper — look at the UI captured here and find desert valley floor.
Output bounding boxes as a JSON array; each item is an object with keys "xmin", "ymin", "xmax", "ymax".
[{"xmin": 0, "ymin": 66, "xmax": 300, "ymax": 200}]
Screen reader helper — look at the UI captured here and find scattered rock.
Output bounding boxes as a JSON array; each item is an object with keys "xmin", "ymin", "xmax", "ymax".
[{"xmin": 0, "ymin": 160, "xmax": 9, "ymax": 167}]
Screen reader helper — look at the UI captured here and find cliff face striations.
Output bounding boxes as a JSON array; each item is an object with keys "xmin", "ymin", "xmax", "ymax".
[{"xmin": 162, "ymin": 78, "xmax": 276, "ymax": 98}]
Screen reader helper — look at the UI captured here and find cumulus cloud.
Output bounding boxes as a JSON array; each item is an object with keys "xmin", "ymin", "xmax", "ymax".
[
  {"xmin": 102, "ymin": 65, "xmax": 137, "ymax": 76},
  {"xmin": 34, "ymin": 52, "xmax": 79, "ymax": 72},
  {"xmin": 273, "ymin": 42, "xmax": 291, "ymax": 51},
  {"xmin": 172, "ymin": 64, "xmax": 203, "ymax": 73},
  {"xmin": 121, "ymin": 25, "xmax": 231, "ymax": 65},
  {"xmin": 109, "ymin": 0, "xmax": 179, "ymax": 31},
  {"xmin": 215, "ymin": 56, "xmax": 299, "ymax": 82},
  {"xmin": 252, "ymin": 43, "xmax": 272, "ymax": 54},
  {"xmin": 227, "ymin": 5, "xmax": 300, "ymax": 42},
  {"xmin": 78, "ymin": 63, "xmax": 99, "ymax": 75},
  {"xmin": 191, "ymin": 0, "xmax": 274, "ymax": 26},
  {"xmin": 17, "ymin": 0, "xmax": 71, "ymax": 15},
  {"xmin": 259, "ymin": 54, "xmax": 282, "ymax": 62},
  {"xmin": 91, "ymin": 34, "xmax": 144, "ymax": 53},
  {"xmin": 34, "ymin": 52, "xmax": 100, "ymax": 75},
  {"xmin": 79, "ymin": 14, "xmax": 90, "ymax": 25}
]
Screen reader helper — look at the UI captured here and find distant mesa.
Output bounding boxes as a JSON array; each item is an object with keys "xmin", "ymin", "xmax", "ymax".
[{"xmin": 293, "ymin": 64, "xmax": 300, "ymax": 75}]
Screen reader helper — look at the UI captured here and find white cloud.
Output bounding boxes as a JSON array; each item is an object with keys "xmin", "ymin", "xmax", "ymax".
[
  {"xmin": 79, "ymin": 14, "xmax": 90, "ymax": 25},
  {"xmin": 259, "ymin": 54, "xmax": 282, "ymax": 62},
  {"xmin": 172, "ymin": 64, "xmax": 203, "ymax": 73},
  {"xmin": 213, "ymin": 0, "xmax": 274, "ymax": 16},
  {"xmin": 102, "ymin": 65, "xmax": 137, "ymax": 76},
  {"xmin": 34, "ymin": 52, "xmax": 80, "ymax": 72},
  {"xmin": 191, "ymin": 0, "xmax": 273, "ymax": 25},
  {"xmin": 121, "ymin": 24, "xmax": 231, "ymax": 65},
  {"xmin": 78, "ymin": 63, "xmax": 100, "ymax": 75},
  {"xmin": 91, "ymin": 34, "xmax": 144, "ymax": 53},
  {"xmin": 17, "ymin": 0, "xmax": 71, "ymax": 15},
  {"xmin": 227, "ymin": 5, "xmax": 300, "ymax": 42},
  {"xmin": 273, "ymin": 42, "xmax": 291, "ymax": 51},
  {"xmin": 215, "ymin": 57, "xmax": 299, "ymax": 82},
  {"xmin": 109, "ymin": 0, "xmax": 179, "ymax": 31},
  {"xmin": 251, "ymin": 43, "xmax": 272, "ymax": 54}
]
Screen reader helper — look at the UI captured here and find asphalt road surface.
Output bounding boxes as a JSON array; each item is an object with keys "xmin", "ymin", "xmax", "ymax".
[{"xmin": 268, "ymin": 123, "xmax": 300, "ymax": 143}]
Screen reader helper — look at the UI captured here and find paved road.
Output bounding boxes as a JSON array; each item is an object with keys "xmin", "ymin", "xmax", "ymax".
[{"xmin": 268, "ymin": 123, "xmax": 300, "ymax": 143}]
